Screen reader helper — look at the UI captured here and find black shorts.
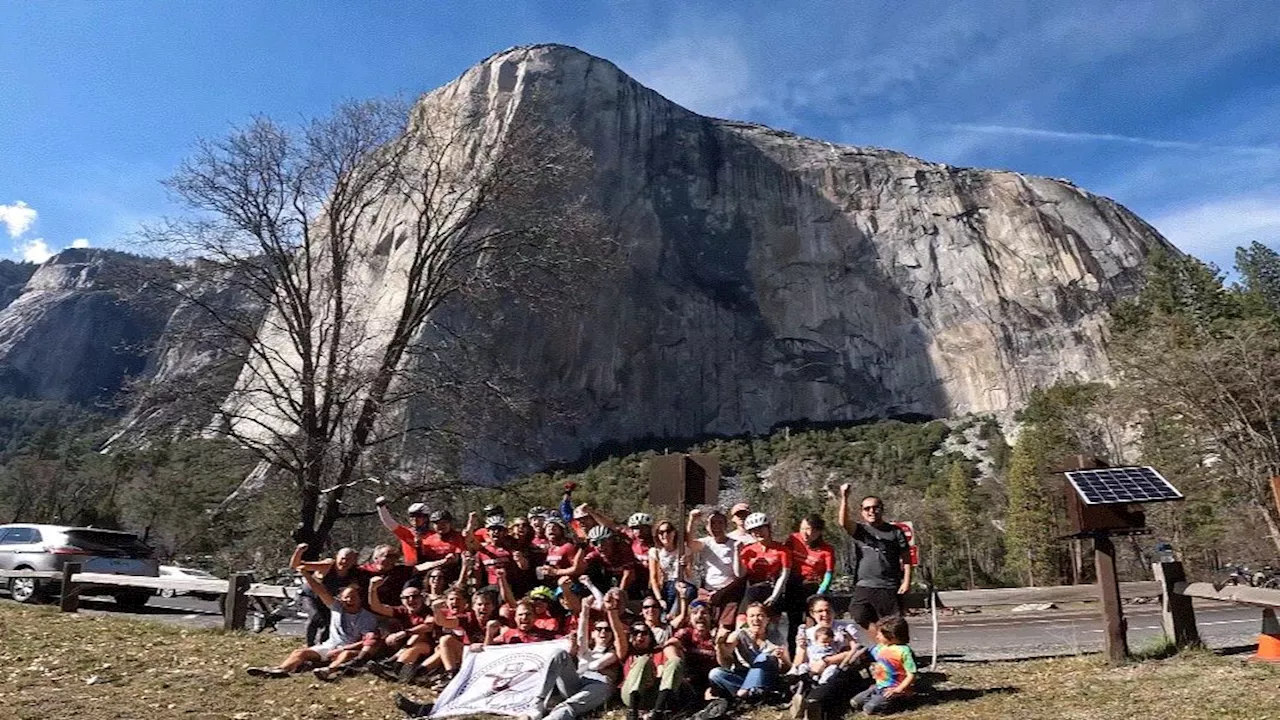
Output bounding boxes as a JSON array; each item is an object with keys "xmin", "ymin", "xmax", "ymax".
[{"xmin": 849, "ymin": 585, "xmax": 901, "ymax": 628}]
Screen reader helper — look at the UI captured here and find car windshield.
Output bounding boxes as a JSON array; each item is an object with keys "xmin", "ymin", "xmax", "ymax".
[{"xmin": 65, "ymin": 530, "xmax": 153, "ymax": 558}]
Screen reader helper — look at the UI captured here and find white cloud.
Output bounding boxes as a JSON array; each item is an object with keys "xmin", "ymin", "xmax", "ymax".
[
  {"xmin": 1149, "ymin": 194, "xmax": 1280, "ymax": 266},
  {"xmin": 70, "ymin": 238, "xmax": 90, "ymax": 249},
  {"xmin": 19, "ymin": 239, "xmax": 54, "ymax": 264},
  {"xmin": 0, "ymin": 201, "xmax": 37, "ymax": 238},
  {"xmin": 623, "ymin": 35, "xmax": 758, "ymax": 118},
  {"xmin": 945, "ymin": 124, "xmax": 1280, "ymax": 158}
]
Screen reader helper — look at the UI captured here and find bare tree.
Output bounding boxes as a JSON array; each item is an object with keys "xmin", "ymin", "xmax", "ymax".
[{"xmin": 143, "ymin": 96, "xmax": 608, "ymax": 549}]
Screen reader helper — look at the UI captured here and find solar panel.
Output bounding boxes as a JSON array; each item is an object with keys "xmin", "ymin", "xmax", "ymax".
[{"xmin": 1065, "ymin": 466, "xmax": 1183, "ymax": 506}]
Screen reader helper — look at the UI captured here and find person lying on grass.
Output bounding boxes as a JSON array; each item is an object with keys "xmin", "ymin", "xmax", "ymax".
[
  {"xmin": 246, "ymin": 557, "xmax": 380, "ymax": 680},
  {"xmin": 848, "ymin": 615, "xmax": 917, "ymax": 716}
]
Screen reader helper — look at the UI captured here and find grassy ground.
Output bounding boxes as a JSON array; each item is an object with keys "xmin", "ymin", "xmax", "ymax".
[{"xmin": 1, "ymin": 603, "xmax": 1278, "ymax": 720}]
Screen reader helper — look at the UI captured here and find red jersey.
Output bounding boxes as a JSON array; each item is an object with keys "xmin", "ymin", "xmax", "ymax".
[
  {"xmin": 390, "ymin": 606, "xmax": 433, "ymax": 633},
  {"xmin": 786, "ymin": 533, "xmax": 835, "ymax": 584},
  {"xmin": 360, "ymin": 563, "xmax": 415, "ymax": 607},
  {"xmin": 477, "ymin": 541, "xmax": 517, "ymax": 587},
  {"xmin": 739, "ymin": 540, "xmax": 791, "ymax": 584},
  {"xmin": 532, "ymin": 612, "xmax": 561, "ymax": 634},
  {"xmin": 676, "ymin": 627, "xmax": 717, "ymax": 675},
  {"xmin": 420, "ymin": 530, "xmax": 468, "ymax": 562},
  {"xmin": 494, "ymin": 625, "xmax": 558, "ymax": 645},
  {"xmin": 625, "ymin": 529, "xmax": 653, "ymax": 566},
  {"xmin": 450, "ymin": 610, "xmax": 497, "ymax": 644},
  {"xmin": 390, "ymin": 525, "xmax": 432, "ymax": 566},
  {"xmin": 586, "ymin": 543, "xmax": 637, "ymax": 573},
  {"xmin": 544, "ymin": 542, "xmax": 580, "ymax": 570}
]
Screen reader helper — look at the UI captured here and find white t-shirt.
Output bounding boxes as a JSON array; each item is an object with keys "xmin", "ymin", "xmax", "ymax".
[{"xmin": 697, "ymin": 535, "xmax": 739, "ymax": 591}]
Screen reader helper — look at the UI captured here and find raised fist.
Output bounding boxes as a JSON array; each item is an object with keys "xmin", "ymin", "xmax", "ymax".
[
  {"xmin": 370, "ymin": 576, "xmax": 385, "ymax": 587},
  {"xmin": 839, "ymin": 483, "xmax": 851, "ymax": 498},
  {"xmin": 563, "ymin": 482, "xmax": 578, "ymax": 493},
  {"xmin": 375, "ymin": 496, "xmax": 387, "ymax": 506}
]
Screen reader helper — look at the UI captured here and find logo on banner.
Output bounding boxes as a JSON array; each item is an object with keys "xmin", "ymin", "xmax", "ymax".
[{"xmin": 431, "ymin": 641, "xmax": 567, "ymax": 718}]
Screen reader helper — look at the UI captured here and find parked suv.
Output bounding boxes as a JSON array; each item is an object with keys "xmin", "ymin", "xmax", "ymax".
[{"xmin": 0, "ymin": 524, "xmax": 159, "ymax": 609}]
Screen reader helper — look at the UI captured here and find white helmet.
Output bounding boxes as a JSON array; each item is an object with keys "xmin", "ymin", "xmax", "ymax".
[
  {"xmin": 587, "ymin": 525, "xmax": 613, "ymax": 544},
  {"xmin": 627, "ymin": 512, "xmax": 653, "ymax": 528},
  {"xmin": 743, "ymin": 512, "xmax": 770, "ymax": 531},
  {"xmin": 407, "ymin": 502, "xmax": 428, "ymax": 516},
  {"xmin": 485, "ymin": 515, "xmax": 507, "ymax": 530}
]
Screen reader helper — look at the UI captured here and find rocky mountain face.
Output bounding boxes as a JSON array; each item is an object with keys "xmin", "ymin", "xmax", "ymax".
[
  {"xmin": 0, "ymin": 45, "xmax": 1172, "ymax": 479},
  {"xmin": 347, "ymin": 45, "xmax": 1168, "ymax": 477}
]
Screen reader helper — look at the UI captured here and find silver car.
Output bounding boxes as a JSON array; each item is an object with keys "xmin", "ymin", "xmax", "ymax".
[{"xmin": 0, "ymin": 523, "xmax": 159, "ymax": 609}]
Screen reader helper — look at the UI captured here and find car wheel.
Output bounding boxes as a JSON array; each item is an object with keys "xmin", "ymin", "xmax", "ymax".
[
  {"xmin": 9, "ymin": 574, "xmax": 43, "ymax": 604},
  {"xmin": 159, "ymin": 588, "xmax": 177, "ymax": 599},
  {"xmin": 114, "ymin": 591, "xmax": 151, "ymax": 611}
]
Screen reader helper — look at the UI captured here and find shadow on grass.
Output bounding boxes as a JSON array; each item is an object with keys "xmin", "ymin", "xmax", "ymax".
[{"xmin": 907, "ymin": 685, "xmax": 1019, "ymax": 709}]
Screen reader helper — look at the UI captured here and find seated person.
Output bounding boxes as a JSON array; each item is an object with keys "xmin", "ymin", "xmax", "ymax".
[
  {"xmin": 672, "ymin": 598, "xmax": 718, "ymax": 698},
  {"xmin": 486, "ymin": 599, "xmax": 558, "ymax": 645},
  {"xmin": 289, "ymin": 543, "xmax": 368, "ymax": 646},
  {"xmin": 533, "ymin": 596, "xmax": 625, "ymax": 720},
  {"xmin": 788, "ymin": 625, "xmax": 841, "ymax": 686},
  {"xmin": 362, "ymin": 544, "xmax": 416, "ymax": 608},
  {"xmin": 849, "ymin": 616, "xmax": 917, "ymax": 716},
  {"xmin": 246, "ymin": 573, "xmax": 379, "ymax": 680},
  {"xmin": 709, "ymin": 603, "xmax": 791, "ymax": 701},
  {"xmin": 620, "ymin": 618, "xmax": 685, "ymax": 720},
  {"xmin": 367, "ymin": 579, "xmax": 439, "ymax": 683}
]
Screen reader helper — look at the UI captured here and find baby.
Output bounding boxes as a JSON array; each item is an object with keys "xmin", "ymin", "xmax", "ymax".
[{"xmin": 789, "ymin": 625, "xmax": 841, "ymax": 685}]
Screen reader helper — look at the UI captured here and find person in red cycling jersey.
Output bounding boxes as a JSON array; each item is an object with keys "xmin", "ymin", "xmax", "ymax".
[
  {"xmin": 469, "ymin": 515, "xmax": 530, "ymax": 591},
  {"xmin": 738, "ymin": 513, "xmax": 792, "ymax": 616},
  {"xmin": 578, "ymin": 525, "xmax": 638, "ymax": 595},
  {"xmin": 414, "ymin": 510, "xmax": 468, "ymax": 582},
  {"xmin": 361, "ymin": 545, "xmax": 416, "ymax": 608},
  {"xmin": 537, "ymin": 517, "xmax": 585, "ymax": 586},
  {"xmin": 487, "ymin": 599, "xmax": 559, "ymax": 644},
  {"xmin": 783, "ymin": 514, "xmax": 835, "ymax": 653},
  {"xmin": 375, "ymin": 496, "xmax": 432, "ymax": 566}
]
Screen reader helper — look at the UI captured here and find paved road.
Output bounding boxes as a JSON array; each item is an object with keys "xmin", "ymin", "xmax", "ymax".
[{"xmin": 2, "ymin": 592, "xmax": 1265, "ymax": 660}]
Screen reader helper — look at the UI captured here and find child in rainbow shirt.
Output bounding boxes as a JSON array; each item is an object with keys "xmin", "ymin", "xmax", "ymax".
[{"xmin": 849, "ymin": 615, "xmax": 917, "ymax": 715}]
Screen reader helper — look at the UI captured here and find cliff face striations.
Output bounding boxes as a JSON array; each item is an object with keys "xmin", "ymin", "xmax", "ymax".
[
  {"xmin": 2, "ymin": 46, "xmax": 1171, "ymax": 478},
  {"xmin": 272, "ymin": 44, "xmax": 1163, "ymax": 476}
]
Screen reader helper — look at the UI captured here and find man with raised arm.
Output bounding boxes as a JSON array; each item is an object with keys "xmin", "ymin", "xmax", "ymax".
[{"xmin": 837, "ymin": 484, "xmax": 912, "ymax": 631}]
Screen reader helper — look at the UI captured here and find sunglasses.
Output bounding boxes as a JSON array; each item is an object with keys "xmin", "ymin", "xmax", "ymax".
[
  {"xmin": 642, "ymin": 604, "xmax": 660, "ymax": 610},
  {"xmin": 593, "ymin": 625, "xmax": 612, "ymax": 632},
  {"xmin": 862, "ymin": 505, "xmax": 883, "ymax": 511},
  {"xmin": 629, "ymin": 628, "xmax": 650, "ymax": 636},
  {"xmin": 401, "ymin": 594, "xmax": 422, "ymax": 600}
]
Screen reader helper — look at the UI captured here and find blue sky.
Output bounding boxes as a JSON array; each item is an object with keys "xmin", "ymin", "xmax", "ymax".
[{"xmin": 3, "ymin": 1, "xmax": 1278, "ymax": 272}]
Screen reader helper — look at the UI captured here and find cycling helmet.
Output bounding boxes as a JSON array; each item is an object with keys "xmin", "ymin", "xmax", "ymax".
[
  {"xmin": 544, "ymin": 516, "xmax": 566, "ymax": 528},
  {"xmin": 529, "ymin": 586, "xmax": 556, "ymax": 602},
  {"xmin": 528, "ymin": 506, "xmax": 548, "ymax": 518},
  {"xmin": 743, "ymin": 512, "xmax": 770, "ymax": 531},
  {"xmin": 627, "ymin": 512, "xmax": 654, "ymax": 528},
  {"xmin": 407, "ymin": 502, "xmax": 428, "ymax": 516},
  {"xmin": 587, "ymin": 525, "xmax": 613, "ymax": 544},
  {"xmin": 429, "ymin": 509, "xmax": 452, "ymax": 523},
  {"xmin": 485, "ymin": 515, "xmax": 507, "ymax": 530}
]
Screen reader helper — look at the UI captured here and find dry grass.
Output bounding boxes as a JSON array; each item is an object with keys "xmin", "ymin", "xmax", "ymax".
[{"xmin": 1, "ymin": 603, "xmax": 1278, "ymax": 720}]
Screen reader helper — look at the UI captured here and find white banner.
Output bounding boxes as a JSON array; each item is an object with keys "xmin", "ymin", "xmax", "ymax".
[{"xmin": 430, "ymin": 639, "xmax": 570, "ymax": 718}]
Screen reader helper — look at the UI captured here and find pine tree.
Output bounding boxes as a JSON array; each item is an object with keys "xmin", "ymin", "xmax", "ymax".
[
  {"xmin": 1004, "ymin": 428, "xmax": 1059, "ymax": 587},
  {"xmin": 947, "ymin": 460, "xmax": 978, "ymax": 588}
]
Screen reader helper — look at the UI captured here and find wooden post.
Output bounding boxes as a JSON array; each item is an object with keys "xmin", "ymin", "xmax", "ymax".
[
  {"xmin": 1152, "ymin": 561, "xmax": 1199, "ymax": 648},
  {"xmin": 59, "ymin": 562, "xmax": 82, "ymax": 613},
  {"xmin": 223, "ymin": 573, "xmax": 251, "ymax": 631},
  {"xmin": 1095, "ymin": 534, "xmax": 1128, "ymax": 664}
]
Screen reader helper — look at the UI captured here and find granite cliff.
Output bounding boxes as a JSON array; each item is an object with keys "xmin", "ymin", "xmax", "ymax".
[{"xmin": 0, "ymin": 45, "xmax": 1172, "ymax": 478}]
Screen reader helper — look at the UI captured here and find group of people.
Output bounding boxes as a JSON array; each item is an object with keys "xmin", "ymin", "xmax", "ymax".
[{"xmin": 245, "ymin": 482, "xmax": 920, "ymax": 719}]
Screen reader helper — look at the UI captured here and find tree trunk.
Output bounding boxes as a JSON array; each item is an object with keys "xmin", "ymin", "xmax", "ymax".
[
  {"xmin": 1255, "ymin": 498, "xmax": 1280, "ymax": 556},
  {"xmin": 964, "ymin": 536, "xmax": 975, "ymax": 589}
]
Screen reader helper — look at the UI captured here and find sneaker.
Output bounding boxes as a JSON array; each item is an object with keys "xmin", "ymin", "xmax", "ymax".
[
  {"xmin": 246, "ymin": 666, "xmax": 288, "ymax": 679},
  {"xmin": 394, "ymin": 693, "xmax": 433, "ymax": 718},
  {"xmin": 788, "ymin": 690, "xmax": 807, "ymax": 720},
  {"xmin": 398, "ymin": 663, "xmax": 421, "ymax": 683},
  {"xmin": 627, "ymin": 709, "xmax": 641, "ymax": 720},
  {"xmin": 314, "ymin": 666, "xmax": 345, "ymax": 682},
  {"xmin": 689, "ymin": 699, "xmax": 729, "ymax": 720},
  {"xmin": 369, "ymin": 661, "xmax": 401, "ymax": 682}
]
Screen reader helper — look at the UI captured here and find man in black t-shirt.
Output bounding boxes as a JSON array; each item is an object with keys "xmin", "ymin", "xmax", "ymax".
[{"xmin": 838, "ymin": 484, "xmax": 912, "ymax": 630}]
